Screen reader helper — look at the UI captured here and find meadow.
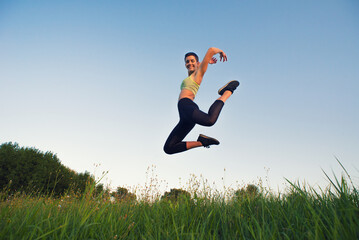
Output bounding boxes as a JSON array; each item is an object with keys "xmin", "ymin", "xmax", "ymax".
[{"xmin": 1, "ymin": 163, "xmax": 358, "ymax": 240}]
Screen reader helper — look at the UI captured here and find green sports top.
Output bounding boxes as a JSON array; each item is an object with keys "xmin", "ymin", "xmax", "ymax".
[{"xmin": 180, "ymin": 75, "xmax": 200, "ymax": 95}]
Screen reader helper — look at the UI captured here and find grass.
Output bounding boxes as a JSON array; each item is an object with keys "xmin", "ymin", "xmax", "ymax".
[{"xmin": 1, "ymin": 163, "xmax": 358, "ymax": 239}]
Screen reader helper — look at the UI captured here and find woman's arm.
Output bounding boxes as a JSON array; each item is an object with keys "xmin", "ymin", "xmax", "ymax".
[{"xmin": 194, "ymin": 47, "xmax": 227, "ymax": 84}]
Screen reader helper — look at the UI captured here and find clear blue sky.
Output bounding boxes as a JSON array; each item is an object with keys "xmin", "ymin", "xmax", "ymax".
[{"xmin": 1, "ymin": 0, "xmax": 358, "ymax": 193}]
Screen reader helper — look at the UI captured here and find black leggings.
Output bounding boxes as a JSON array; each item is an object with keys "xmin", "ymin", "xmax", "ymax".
[{"xmin": 163, "ymin": 98, "xmax": 224, "ymax": 154}]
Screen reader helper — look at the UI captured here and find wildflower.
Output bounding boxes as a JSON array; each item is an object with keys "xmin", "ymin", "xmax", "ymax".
[{"xmin": 128, "ymin": 222, "xmax": 135, "ymax": 230}]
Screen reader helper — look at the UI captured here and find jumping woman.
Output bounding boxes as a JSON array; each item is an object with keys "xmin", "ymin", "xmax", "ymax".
[{"xmin": 163, "ymin": 47, "xmax": 239, "ymax": 155}]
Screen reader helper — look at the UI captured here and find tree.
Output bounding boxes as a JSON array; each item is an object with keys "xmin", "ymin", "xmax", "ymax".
[
  {"xmin": 161, "ymin": 188, "xmax": 191, "ymax": 202},
  {"xmin": 234, "ymin": 184, "xmax": 260, "ymax": 200},
  {"xmin": 111, "ymin": 187, "xmax": 136, "ymax": 201},
  {"xmin": 0, "ymin": 142, "xmax": 101, "ymax": 196}
]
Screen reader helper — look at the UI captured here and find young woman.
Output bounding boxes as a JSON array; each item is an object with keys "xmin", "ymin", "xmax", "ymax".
[{"xmin": 163, "ymin": 47, "xmax": 239, "ymax": 155}]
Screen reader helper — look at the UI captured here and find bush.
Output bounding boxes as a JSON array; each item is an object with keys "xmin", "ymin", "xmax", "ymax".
[
  {"xmin": 0, "ymin": 142, "xmax": 96, "ymax": 196},
  {"xmin": 234, "ymin": 184, "xmax": 260, "ymax": 200},
  {"xmin": 161, "ymin": 188, "xmax": 191, "ymax": 202},
  {"xmin": 111, "ymin": 187, "xmax": 137, "ymax": 202}
]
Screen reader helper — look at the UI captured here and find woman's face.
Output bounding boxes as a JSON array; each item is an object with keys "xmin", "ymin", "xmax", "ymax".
[{"xmin": 185, "ymin": 55, "xmax": 199, "ymax": 74}]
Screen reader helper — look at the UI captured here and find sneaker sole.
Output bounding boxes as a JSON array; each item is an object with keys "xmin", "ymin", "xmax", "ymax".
[
  {"xmin": 199, "ymin": 134, "xmax": 220, "ymax": 145},
  {"xmin": 218, "ymin": 80, "xmax": 240, "ymax": 95}
]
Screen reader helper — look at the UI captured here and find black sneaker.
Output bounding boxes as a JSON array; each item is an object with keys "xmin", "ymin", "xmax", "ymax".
[
  {"xmin": 218, "ymin": 80, "xmax": 240, "ymax": 95},
  {"xmin": 197, "ymin": 134, "xmax": 220, "ymax": 148}
]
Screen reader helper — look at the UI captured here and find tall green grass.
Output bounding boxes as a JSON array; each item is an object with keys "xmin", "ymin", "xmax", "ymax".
[{"xmin": 1, "ymin": 163, "xmax": 358, "ymax": 239}]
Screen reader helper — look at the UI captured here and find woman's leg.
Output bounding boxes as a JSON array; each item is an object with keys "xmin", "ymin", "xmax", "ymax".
[
  {"xmin": 192, "ymin": 100, "xmax": 224, "ymax": 126},
  {"xmin": 163, "ymin": 120, "xmax": 197, "ymax": 154},
  {"xmin": 218, "ymin": 90, "xmax": 232, "ymax": 102},
  {"xmin": 192, "ymin": 91, "xmax": 232, "ymax": 126},
  {"xmin": 163, "ymin": 94, "xmax": 233, "ymax": 154}
]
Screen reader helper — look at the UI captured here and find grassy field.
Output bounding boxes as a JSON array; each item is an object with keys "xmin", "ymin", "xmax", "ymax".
[{"xmin": 1, "ymin": 166, "xmax": 358, "ymax": 239}]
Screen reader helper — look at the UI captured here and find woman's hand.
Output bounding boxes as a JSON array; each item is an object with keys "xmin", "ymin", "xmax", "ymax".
[
  {"xmin": 195, "ymin": 47, "xmax": 228, "ymax": 81},
  {"xmin": 209, "ymin": 57, "xmax": 217, "ymax": 64},
  {"xmin": 219, "ymin": 51, "xmax": 228, "ymax": 62}
]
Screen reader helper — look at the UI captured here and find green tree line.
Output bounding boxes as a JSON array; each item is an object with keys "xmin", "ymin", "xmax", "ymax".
[
  {"xmin": 1, "ymin": 142, "xmax": 260, "ymax": 201},
  {"xmin": 0, "ymin": 142, "xmax": 98, "ymax": 196}
]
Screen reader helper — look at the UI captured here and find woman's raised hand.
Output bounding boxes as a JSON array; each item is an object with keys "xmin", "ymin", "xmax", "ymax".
[
  {"xmin": 219, "ymin": 51, "xmax": 228, "ymax": 62},
  {"xmin": 209, "ymin": 57, "xmax": 218, "ymax": 64}
]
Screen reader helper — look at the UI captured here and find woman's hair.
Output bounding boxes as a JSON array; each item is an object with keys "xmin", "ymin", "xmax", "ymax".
[{"xmin": 184, "ymin": 52, "xmax": 199, "ymax": 62}]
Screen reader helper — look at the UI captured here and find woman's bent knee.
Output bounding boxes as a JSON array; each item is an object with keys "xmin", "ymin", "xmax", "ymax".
[
  {"xmin": 202, "ymin": 118, "xmax": 216, "ymax": 127},
  {"xmin": 208, "ymin": 118, "xmax": 217, "ymax": 126},
  {"xmin": 163, "ymin": 145, "xmax": 176, "ymax": 155}
]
